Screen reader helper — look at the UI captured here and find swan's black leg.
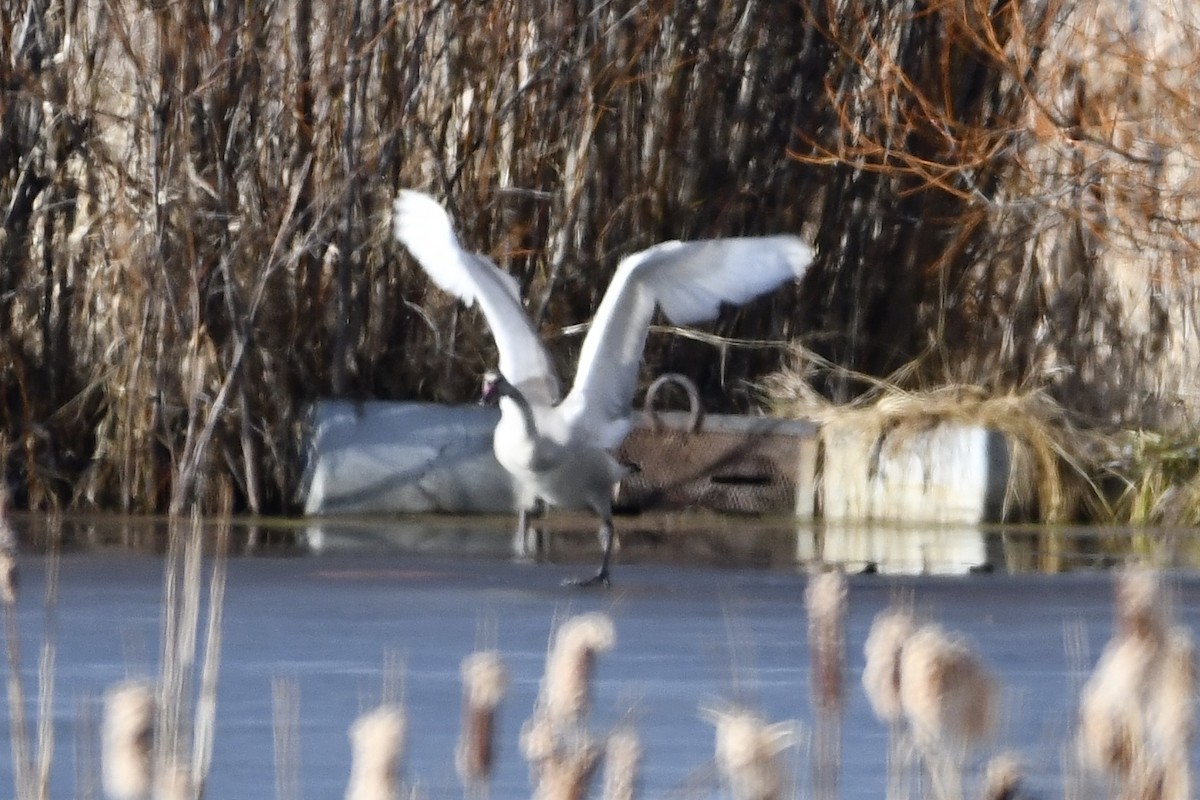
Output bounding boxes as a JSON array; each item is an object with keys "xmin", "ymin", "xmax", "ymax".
[{"xmin": 564, "ymin": 516, "xmax": 614, "ymax": 588}]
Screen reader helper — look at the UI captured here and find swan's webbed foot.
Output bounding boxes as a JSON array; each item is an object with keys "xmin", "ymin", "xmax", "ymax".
[{"xmin": 562, "ymin": 567, "xmax": 611, "ymax": 589}]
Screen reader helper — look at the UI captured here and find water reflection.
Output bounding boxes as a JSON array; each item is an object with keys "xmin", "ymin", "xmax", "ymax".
[{"xmin": 9, "ymin": 512, "xmax": 1194, "ymax": 576}]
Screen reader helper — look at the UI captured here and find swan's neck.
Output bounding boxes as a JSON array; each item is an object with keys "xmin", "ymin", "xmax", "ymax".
[{"xmin": 499, "ymin": 389, "xmax": 538, "ymax": 440}]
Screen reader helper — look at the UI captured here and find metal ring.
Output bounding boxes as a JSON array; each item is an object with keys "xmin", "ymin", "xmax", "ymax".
[{"xmin": 643, "ymin": 373, "xmax": 703, "ymax": 433}]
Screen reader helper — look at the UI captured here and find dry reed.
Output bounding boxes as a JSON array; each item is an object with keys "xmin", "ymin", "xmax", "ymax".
[
  {"xmin": 0, "ymin": 487, "xmax": 16, "ymax": 605},
  {"xmin": 345, "ymin": 705, "xmax": 407, "ymax": 800},
  {"xmin": 4, "ymin": 0, "xmax": 1199, "ymax": 516}
]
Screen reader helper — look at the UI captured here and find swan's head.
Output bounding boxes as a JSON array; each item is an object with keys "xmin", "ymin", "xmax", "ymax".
[{"xmin": 479, "ymin": 370, "xmax": 510, "ymax": 405}]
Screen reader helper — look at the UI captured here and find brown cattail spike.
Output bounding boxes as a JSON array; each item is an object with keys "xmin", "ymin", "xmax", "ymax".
[{"xmin": 457, "ymin": 650, "xmax": 508, "ymax": 788}]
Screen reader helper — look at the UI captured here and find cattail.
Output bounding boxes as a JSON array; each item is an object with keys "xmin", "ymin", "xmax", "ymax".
[
  {"xmin": 346, "ymin": 705, "xmax": 406, "ymax": 800},
  {"xmin": 862, "ymin": 607, "xmax": 916, "ymax": 725},
  {"xmin": 898, "ymin": 625, "xmax": 996, "ymax": 751},
  {"xmin": 1150, "ymin": 628, "xmax": 1195, "ymax": 800},
  {"xmin": 456, "ymin": 650, "xmax": 508, "ymax": 789},
  {"xmin": 101, "ymin": 681, "xmax": 155, "ymax": 800},
  {"xmin": 706, "ymin": 706, "xmax": 794, "ymax": 800},
  {"xmin": 541, "ymin": 613, "xmax": 615, "ymax": 727},
  {"xmin": 1078, "ymin": 633, "xmax": 1156, "ymax": 777},
  {"xmin": 1115, "ymin": 567, "xmax": 1167, "ymax": 644},
  {"xmin": 601, "ymin": 727, "xmax": 642, "ymax": 800},
  {"xmin": 532, "ymin": 740, "xmax": 601, "ymax": 800},
  {"xmin": 805, "ymin": 570, "xmax": 848, "ymax": 712},
  {"xmin": 982, "ymin": 753, "xmax": 1024, "ymax": 800}
]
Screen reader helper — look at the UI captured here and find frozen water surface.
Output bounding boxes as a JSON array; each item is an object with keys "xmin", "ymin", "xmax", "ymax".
[{"xmin": 1, "ymin": 516, "xmax": 1197, "ymax": 798}]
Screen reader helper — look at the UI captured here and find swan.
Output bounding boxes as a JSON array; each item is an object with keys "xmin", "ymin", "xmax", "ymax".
[{"xmin": 392, "ymin": 190, "xmax": 813, "ymax": 586}]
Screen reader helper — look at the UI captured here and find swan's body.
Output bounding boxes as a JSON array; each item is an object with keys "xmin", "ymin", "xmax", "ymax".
[{"xmin": 393, "ymin": 190, "xmax": 813, "ymax": 585}]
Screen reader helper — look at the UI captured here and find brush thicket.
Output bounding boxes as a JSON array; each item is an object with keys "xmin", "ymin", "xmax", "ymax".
[
  {"xmin": 457, "ymin": 650, "xmax": 508, "ymax": 793},
  {"xmin": 346, "ymin": 705, "xmax": 407, "ymax": 800}
]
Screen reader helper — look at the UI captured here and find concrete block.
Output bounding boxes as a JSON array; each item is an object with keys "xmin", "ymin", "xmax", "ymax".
[
  {"xmin": 301, "ymin": 401, "xmax": 518, "ymax": 515},
  {"xmin": 820, "ymin": 420, "xmax": 1014, "ymax": 525}
]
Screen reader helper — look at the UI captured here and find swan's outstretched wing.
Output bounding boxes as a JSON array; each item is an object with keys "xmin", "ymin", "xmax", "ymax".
[
  {"xmin": 392, "ymin": 190, "xmax": 560, "ymax": 404},
  {"xmin": 561, "ymin": 236, "xmax": 813, "ymax": 446}
]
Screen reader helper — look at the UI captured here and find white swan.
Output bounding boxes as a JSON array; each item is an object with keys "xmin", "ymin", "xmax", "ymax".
[{"xmin": 392, "ymin": 190, "xmax": 813, "ymax": 586}]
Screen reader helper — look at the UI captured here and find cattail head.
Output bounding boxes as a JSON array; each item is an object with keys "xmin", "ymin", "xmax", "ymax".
[
  {"xmin": 805, "ymin": 569, "xmax": 848, "ymax": 713},
  {"xmin": 346, "ymin": 705, "xmax": 406, "ymax": 800},
  {"xmin": 101, "ymin": 681, "xmax": 155, "ymax": 800},
  {"xmin": 532, "ymin": 740, "xmax": 601, "ymax": 800},
  {"xmin": 1115, "ymin": 567, "xmax": 1167, "ymax": 645},
  {"xmin": 862, "ymin": 607, "xmax": 916, "ymax": 725},
  {"xmin": 982, "ymin": 753, "xmax": 1024, "ymax": 800},
  {"xmin": 1078, "ymin": 625, "xmax": 1161, "ymax": 777},
  {"xmin": 456, "ymin": 650, "xmax": 508, "ymax": 788},
  {"xmin": 705, "ymin": 706, "xmax": 794, "ymax": 800},
  {"xmin": 542, "ymin": 613, "xmax": 615, "ymax": 727},
  {"xmin": 601, "ymin": 727, "xmax": 642, "ymax": 800},
  {"xmin": 898, "ymin": 625, "xmax": 996, "ymax": 752}
]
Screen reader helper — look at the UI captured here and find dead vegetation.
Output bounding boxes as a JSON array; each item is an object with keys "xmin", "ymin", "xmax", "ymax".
[{"xmin": 1, "ymin": 0, "xmax": 1198, "ymax": 514}]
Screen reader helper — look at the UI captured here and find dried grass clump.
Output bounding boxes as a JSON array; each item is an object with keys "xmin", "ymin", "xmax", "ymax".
[
  {"xmin": 705, "ymin": 706, "xmax": 795, "ymax": 800},
  {"xmin": 1078, "ymin": 568, "xmax": 1196, "ymax": 800},
  {"xmin": 101, "ymin": 681, "xmax": 155, "ymax": 800},
  {"xmin": 456, "ymin": 650, "xmax": 508, "ymax": 790},
  {"xmin": 765, "ymin": 380, "xmax": 1100, "ymax": 523},
  {"xmin": 346, "ymin": 705, "xmax": 407, "ymax": 800}
]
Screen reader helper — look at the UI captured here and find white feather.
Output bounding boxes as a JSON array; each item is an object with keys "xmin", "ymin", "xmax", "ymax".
[
  {"xmin": 392, "ymin": 190, "xmax": 813, "ymax": 583},
  {"xmin": 392, "ymin": 191, "xmax": 559, "ymax": 403}
]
